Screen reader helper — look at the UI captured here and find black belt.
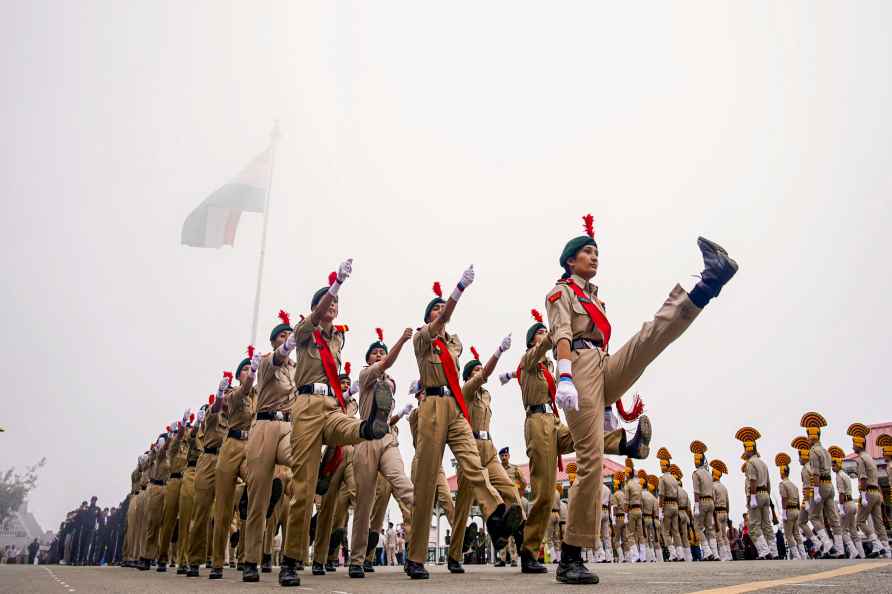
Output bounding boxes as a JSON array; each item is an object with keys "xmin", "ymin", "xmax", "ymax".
[
  {"xmin": 785, "ymin": 506, "xmax": 799, "ymax": 511},
  {"xmin": 256, "ymin": 411, "xmax": 292, "ymax": 422},
  {"xmin": 601, "ymin": 505, "xmax": 609, "ymax": 510},
  {"xmin": 473, "ymin": 431, "xmax": 492, "ymax": 441},
  {"xmin": 425, "ymin": 386, "xmax": 453, "ymax": 397},
  {"xmin": 297, "ymin": 383, "xmax": 333, "ymax": 396},
  {"xmin": 150, "ymin": 479, "xmax": 165, "ymax": 486},
  {"xmin": 526, "ymin": 403, "xmax": 548, "ymax": 416},
  {"xmin": 170, "ymin": 472, "xmax": 183, "ymax": 480},
  {"xmin": 227, "ymin": 429, "xmax": 249, "ymax": 440},
  {"xmin": 715, "ymin": 506, "xmax": 727, "ymax": 512},
  {"xmin": 867, "ymin": 486, "xmax": 881, "ymax": 492},
  {"xmin": 756, "ymin": 487, "xmax": 769, "ymax": 494},
  {"xmin": 571, "ymin": 338, "xmax": 603, "ymax": 350},
  {"xmin": 630, "ymin": 504, "xmax": 641, "ymax": 509},
  {"xmin": 699, "ymin": 495, "xmax": 713, "ymax": 500},
  {"xmin": 820, "ymin": 474, "xmax": 832, "ymax": 481},
  {"xmin": 140, "ymin": 486, "xmax": 147, "ymax": 491},
  {"xmin": 842, "ymin": 494, "xmax": 852, "ymax": 502},
  {"xmin": 663, "ymin": 497, "xmax": 677, "ymax": 503},
  {"xmin": 187, "ymin": 460, "xmax": 197, "ymax": 468},
  {"xmin": 204, "ymin": 446, "xmax": 219, "ymax": 455}
]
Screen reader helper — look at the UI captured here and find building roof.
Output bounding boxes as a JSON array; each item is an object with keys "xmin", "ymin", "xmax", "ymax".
[
  {"xmin": 844, "ymin": 422, "xmax": 892, "ymax": 460},
  {"xmin": 446, "ymin": 455, "xmax": 626, "ymax": 491}
]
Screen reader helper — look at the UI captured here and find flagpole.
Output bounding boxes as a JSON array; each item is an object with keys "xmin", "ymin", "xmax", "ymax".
[{"xmin": 250, "ymin": 121, "xmax": 280, "ymax": 345}]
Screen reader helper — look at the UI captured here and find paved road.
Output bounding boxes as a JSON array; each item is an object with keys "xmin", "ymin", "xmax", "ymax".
[{"xmin": 1, "ymin": 560, "xmax": 890, "ymax": 593}]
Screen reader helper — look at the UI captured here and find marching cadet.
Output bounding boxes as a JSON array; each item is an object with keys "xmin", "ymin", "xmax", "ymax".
[
  {"xmin": 657, "ymin": 448, "xmax": 683, "ymax": 561},
  {"xmin": 546, "ymin": 483, "xmax": 566, "ymax": 563},
  {"xmin": 544, "ymin": 215, "xmax": 737, "ymax": 584},
  {"xmin": 187, "ymin": 396, "xmax": 225, "ymax": 577},
  {"xmin": 800, "ymin": 411, "xmax": 844, "ymax": 558},
  {"xmin": 624, "ymin": 460, "xmax": 646, "ymax": 563},
  {"xmin": 262, "ymin": 465, "xmax": 292, "ymax": 573},
  {"xmin": 281, "ymin": 262, "xmax": 392, "ymax": 587},
  {"xmin": 690, "ymin": 441, "xmax": 718, "ymax": 561},
  {"xmin": 123, "ymin": 457, "xmax": 143, "ymax": 568},
  {"xmin": 349, "ymin": 328, "xmax": 415, "ymax": 578},
  {"xmin": 595, "ymin": 481, "xmax": 612, "ymax": 563},
  {"xmin": 641, "ymin": 473, "xmax": 660, "ymax": 562},
  {"xmin": 876, "ymin": 434, "xmax": 892, "ymax": 552},
  {"xmin": 210, "ymin": 349, "xmax": 257, "ymax": 579},
  {"xmin": 243, "ymin": 310, "xmax": 296, "ymax": 582},
  {"xmin": 791, "ymin": 435, "xmax": 820, "ymax": 557},
  {"xmin": 158, "ymin": 421, "xmax": 187, "ymax": 572},
  {"xmin": 610, "ymin": 471, "xmax": 629, "ymax": 562},
  {"xmin": 709, "ymin": 460, "xmax": 731, "ymax": 561},
  {"xmin": 499, "ymin": 446, "xmax": 526, "ymax": 568},
  {"xmin": 141, "ymin": 434, "xmax": 169, "ymax": 571},
  {"xmin": 829, "ymin": 445, "xmax": 862, "ymax": 559},
  {"xmin": 670, "ymin": 465, "xmax": 692, "ymax": 562},
  {"xmin": 405, "ymin": 270, "xmax": 521, "ymax": 580},
  {"xmin": 775, "ymin": 453, "xmax": 804, "ymax": 560},
  {"xmin": 176, "ymin": 415, "xmax": 200, "ymax": 574},
  {"xmin": 736, "ymin": 427, "xmax": 774, "ymax": 560},
  {"xmin": 448, "ymin": 338, "xmax": 520, "ymax": 574},
  {"xmin": 849, "ymin": 424, "xmax": 891, "ymax": 559},
  {"xmin": 364, "ymin": 470, "xmax": 413, "ymax": 572}
]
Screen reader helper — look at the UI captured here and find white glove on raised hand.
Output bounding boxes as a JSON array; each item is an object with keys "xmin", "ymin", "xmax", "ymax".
[
  {"xmin": 251, "ymin": 352, "xmax": 263, "ymax": 372},
  {"xmin": 499, "ymin": 371, "xmax": 515, "ymax": 386},
  {"xmin": 217, "ymin": 377, "xmax": 230, "ymax": 399},
  {"xmin": 495, "ymin": 334, "xmax": 512, "ymax": 358},
  {"xmin": 451, "ymin": 265, "xmax": 475, "ymax": 301},
  {"xmin": 157, "ymin": 436, "xmax": 166, "ymax": 449},
  {"xmin": 278, "ymin": 333, "xmax": 297, "ymax": 357},
  {"xmin": 336, "ymin": 258, "xmax": 353, "ymax": 283},
  {"xmin": 749, "ymin": 494, "xmax": 758, "ymax": 509},
  {"xmin": 400, "ymin": 403, "xmax": 414, "ymax": 418}
]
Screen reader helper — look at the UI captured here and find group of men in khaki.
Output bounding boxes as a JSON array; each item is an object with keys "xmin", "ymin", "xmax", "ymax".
[{"xmin": 120, "ymin": 216, "xmax": 742, "ymax": 587}]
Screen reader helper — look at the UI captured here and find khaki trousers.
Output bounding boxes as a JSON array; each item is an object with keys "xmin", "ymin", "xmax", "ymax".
[
  {"xmin": 547, "ymin": 511, "xmax": 563, "ymax": 548},
  {"xmin": 187, "ymin": 452, "xmax": 217, "ymax": 565},
  {"xmin": 411, "ymin": 456, "xmax": 455, "ymax": 526},
  {"xmin": 284, "ymin": 395, "xmax": 364, "ymax": 563},
  {"xmin": 364, "ymin": 474, "xmax": 413, "ymax": 563},
  {"xmin": 628, "ymin": 508, "xmax": 645, "ymax": 548},
  {"xmin": 644, "ymin": 514, "xmax": 659, "ymax": 550},
  {"xmin": 661, "ymin": 503, "xmax": 681, "ymax": 548},
  {"xmin": 598, "ymin": 511, "xmax": 610, "ymax": 551},
  {"xmin": 142, "ymin": 483, "xmax": 165, "ymax": 560},
  {"xmin": 612, "ymin": 513, "xmax": 628, "ymax": 554},
  {"xmin": 604, "ymin": 428, "xmax": 625, "ymax": 455},
  {"xmin": 211, "ymin": 437, "xmax": 247, "ymax": 568},
  {"xmin": 264, "ymin": 490, "xmax": 290, "ymax": 558},
  {"xmin": 798, "ymin": 506, "xmax": 816, "ymax": 541},
  {"xmin": 125, "ymin": 492, "xmax": 142, "ymax": 561},
  {"xmin": 312, "ymin": 447, "xmax": 354, "ymax": 564},
  {"xmin": 677, "ymin": 510, "xmax": 691, "ymax": 548},
  {"xmin": 448, "ymin": 439, "xmax": 523, "ymax": 561},
  {"xmin": 783, "ymin": 508, "xmax": 802, "ymax": 550},
  {"xmin": 408, "ymin": 396, "xmax": 502, "ymax": 563},
  {"xmin": 176, "ymin": 467, "xmax": 196, "ymax": 567},
  {"xmin": 522, "ymin": 412, "xmax": 574, "ymax": 555},
  {"xmin": 350, "ymin": 436, "xmax": 414, "ymax": 566},
  {"xmin": 715, "ymin": 510, "xmax": 729, "ymax": 548},
  {"xmin": 158, "ymin": 478, "xmax": 182, "ymax": 563},
  {"xmin": 747, "ymin": 492, "xmax": 772, "ymax": 544},
  {"xmin": 328, "ymin": 484, "xmax": 353, "ymax": 562},
  {"xmin": 244, "ymin": 419, "xmax": 292, "ymax": 564},
  {"xmin": 565, "ymin": 285, "xmax": 699, "ymax": 547},
  {"xmin": 858, "ymin": 490, "xmax": 889, "ymax": 543},
  {"xmin": 812, "ymin": 483, "xmax": 840, "ymax": 533},
  {"xmin": 693, "ymin": 498, "xmax": 715, "ymax": 551}
]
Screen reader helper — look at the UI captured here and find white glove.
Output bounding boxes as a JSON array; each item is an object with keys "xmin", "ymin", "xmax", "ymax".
[
  {"xmin": 837, "ymin": 503, "xmax": 845, "ymax": 516},
  {"xmin": 693, "ymin": 502, "xmax": 700, "ymax": 516},
  {"xmin": 603, "ymin": 405, "xmax": 619, "ymax": 433},
  {"xmin": 749, "ymin": 494, "xmax": 757, "ymax": 509},
  {"xmin": 328, "ymin": 258, "xmax": 353, "ymax": 296},
  {"xmin": 348, "ymin": 383, "xmax": 360, "ymax": 396},
  {"xmin": 157, "ymin": 436, "xmax": 166, "ymax": 448},
  {"xmin": 555, "ymin": 359, "xmax": 578, "ymax": 411},
  {"xmin": 399, "ymin": 403, "xmax": 414, "ymax": 418},
  {"xmin": 494, "ymin": 334, "xmax": 511, "ymax": 358},
  {"xmin": 251, "ymin": 352, "xmax": 263, "ymax": 372},
  {"xmin": 408, "ymin": 379, "xmax": 421, "ymax": 395},
  {"xmin": 451, "ymin": 265, "xmax": 475, "ymax": 301},
  {"xmin": 814, "ymin": 490, "xmax": 822, "ymax": 504},
  {"xmin": 217, "ymin": 377, "xmax": 230, "ymax": 399},
  {"xmin": 197, "ymin": 409, "xmax": 206, "ymax": 423},
  {"xmin": 498, "ymin": 371, "xmax": 515, "ymax": 386},
  {"xmin": 861, "ymin": 493, "xmax": 867, "ymax": 506},
  {"xmin": 658, "ymin": 508, "xmax": 663, "ymax": 521},
  {"xmin": 277, "ymin": 333, "xmax": 296, "ymax": 357},
  {"xmin": 781, "ymin": 508, "xmax": 787, "ymax": 522}
]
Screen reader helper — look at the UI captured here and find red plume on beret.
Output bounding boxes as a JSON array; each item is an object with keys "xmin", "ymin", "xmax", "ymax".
[
  {"xmin": 277, "ymin": 309, "xmax": 291, "ymax": 326},
  {"xmin": 432, "ymin": 282, "xmax": 442, "ymax": 298},
  {"xmin": 328, "ymin": 271, "xmax": 338, "ymax": 286},
  {"xmin": 582, "ymin": 214, "xmax": 595, "ymax": 239},
  {"xmin": 376, "ymin": 327, "xmax": 384, "ymax": 341},
  {"xmin": 165, "ymin": 425, "xmax": 171, "ymax": 432},
  {"xmin": 189, "ymin": 413, "xmax": 195, "ymax": 423},
  {"xmin": 617, "ymin": 393, "xmax": 645, "ymax": 422},
  {"xmin": 247, "ymin": 345, "xmax": 255, "ymax": 359},
  {"xmin": 177, "ymin": 420, "xmax": 183, "ymax": 429},
  {"xmin": 208, "ymin": 394, "xmax": 215, "ymax": 405},
  {"xmin": 531, "ymin": 309, "xmax": 543, "ymax": 323},
  {"xmin": 223, "ymin": 371, "xmax": 233, "ymax": 382},
  {"xmin": 471, "ymin": 346, "xmax": 480, "ymax": 361},
  {"xmin": 344, "ymin": 362, "xmax": 351, "ymax": 376}
]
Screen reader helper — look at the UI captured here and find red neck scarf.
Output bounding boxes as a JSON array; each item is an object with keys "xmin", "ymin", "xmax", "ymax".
[
  {"xmin": 313, "ymin": 329, "xmax": 346, "ymax": 412},
  {"xmin": 432, "ymin": 337, "xmax": 469, "ymax": 422},
  {"xmin": 561, "ymin": 278, "xmax": 611, "ymax": 351}
]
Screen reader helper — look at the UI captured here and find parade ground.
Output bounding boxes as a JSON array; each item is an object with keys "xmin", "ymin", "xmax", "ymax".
[{"xmin": 1, "ymin": 560, "xmax": 890, "ymax": 594}]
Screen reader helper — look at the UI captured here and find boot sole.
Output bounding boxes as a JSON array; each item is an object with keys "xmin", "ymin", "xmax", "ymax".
[
  {"xmin": 556, "ymin": 575, "xmax": 599, "ymax": 584},
  {"xmin": 698, "ymin": 236, "xmax": 739, "ymax": 280},
  {"xmin": 503, "ymin": 504, "xmax": 524, "ymax": 535},
  {"xmin": 369, "ymin": 388, "xmax": 394, "ymax": 438}
]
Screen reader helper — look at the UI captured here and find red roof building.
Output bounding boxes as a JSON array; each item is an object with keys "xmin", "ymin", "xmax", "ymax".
[{"xmin": 844, "ymin": 421, "xmax": 892, "ymax": 461}]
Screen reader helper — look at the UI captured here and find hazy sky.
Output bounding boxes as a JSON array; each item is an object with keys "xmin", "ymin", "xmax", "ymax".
[{"xmin": 3, "ymin": 1, "xmax": 891, "ymax": 533}]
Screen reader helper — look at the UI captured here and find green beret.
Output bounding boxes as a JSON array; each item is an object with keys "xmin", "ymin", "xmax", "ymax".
[
  {"xmin": 235, "ymin": 357, "xmax": 251, "ymax": 379},
  {"xmin": 269, "ymin": 324, "xmax": 291, "ymax": 343},
  {"xmin": 526, "ymin": 323, "xmax": 546, "ymax": 348},
  {"xmin": 311, "ymin": 286, "xmax": 329, "ymax": 309},
  {"xmin": 365, "ymin": 341, "xmax": 388, "ymax": 363},
  {"xmin": 424, "ymin": 298, "xmax": 446, "ymax": 324},
  {"xmin": 559, "ymin": 235, "xmax": 597, "ymax": 274},
  {"xmin": 462, "ymin": 359, "xmax": 482, "ymax": 382}
]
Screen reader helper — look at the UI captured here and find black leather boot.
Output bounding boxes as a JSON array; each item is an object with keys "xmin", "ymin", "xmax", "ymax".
[
  {"xmin": 324, "ymin": 560, "xmax": 337, "ymax": 572},
  {"xmin": 363, "ymin": 559, "xmax": 375, "ymax": 572},
  {"xmin": 137, "ymin": 558, "xmax": 150, "ymax": 571},
  {"xmin": 348, "ymin": 564, "xmax": 365, "ymax": 578},
  {"xmin": 620, "ymin": 415, "xmax": 652, "ymax": 459},
  {"xmin": 267, "ymin": 478, "xmax": 283, "ymax": 518},
  {"xmin": 688, "ymin": 237, "xmax": 738, "ymax": 307},
  {"xmin": 521, "ymin": 548, "xmax": 547, "ymax": 574},
  {"xmin": 156, "ymin": 561, "xmax": 167, "ymax": 572},
  {"xmin": 278, "ymin": 557, "xmax": 301, "ymax": 587},
  {"xmin": 238, "ymin": 487, "xmax": 249, "ymax": 521},
  {"xmin": 447, "ymin": 557, "xmax": 465, "ymax": 573},
  {"xmin": 556, "ymin": 543, "xmax": 598, "ymax": 585},
  {"xmin": 208, "ymin": 567, "xmax": 223, "ymax": 579},
  {"xmin": 405, "ymin": 559, "xmax": 429, "ymax": 579},
  {"xmin": 312, "ymin": 561, "xmax": 326, "ymax": 575},
  {"xmin": 186, "ymin": 564, "xmax": 199, "ymax": 577},
  {"xmin": 261, "ymin": 553, "xmax": 272, "ymax": 573},
  {"xmin": 242, "ymin": 562, "xmax": 259, "ymax": 582},
  {"xmin": 176, "ymin": 564, "xmax": 187, "ymax": 575}
]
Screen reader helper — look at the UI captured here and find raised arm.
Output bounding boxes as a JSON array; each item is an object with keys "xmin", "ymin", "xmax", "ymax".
[{"xmin": 428, "ymin": 265, "xmax": 475, "ymax": 337}]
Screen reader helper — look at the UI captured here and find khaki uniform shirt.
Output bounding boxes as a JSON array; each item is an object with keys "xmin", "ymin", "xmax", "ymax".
[
  {"xmin": 256, "ymin": 353, "xmax": 296, "ymax": 414},
  {"xmin": 626, "ymin": 478, "xmax": 643, "ymax": 508},
  {"xmin": 461, "ymin": 374, "xmax": 490, "ymax": 434},
  {"xmin": 151, "ymin": 449, "xmax": 170, "ymax": 481},
  {"xmin": 168, "ymin": 431, "xmax": 188, "ymax": 474},
  {"xmin": 413, "ymin": 324, "xmax": 462, "ymax": 390},
  {"xmin": 502, "ymin": 463, "xmax": 527, "ymax": 491},
  {"xmin": 800, "ymin": 465, "xmax": 814, "ymax": 498},
  {"xmin": 408, "ymin": 407, "xmax": 419, "ymax": 447},
  {"xmin": 224, "ymin": 384, "xmax": 257, "ymax": 433},
  {"xmin": 836, "ymin": 469, "xmax": 853, "ymax": 498},
  {"xmin": 641, "ymin": 488, "xmax": 657, "ymax": 515},
  {"xmin": 292, "ymin": 317, "xmax": 346, "ymax": 388},
  {"xmin": 745, "ymin": 455, "xmax": 770, "ymax": 491},
  {"xmin": 202, "ymin": 409, "xmax": 225, "ymax": 450},
  {"xmin": 611, "ymin": 489, "xmax": 626, "ymax": 516},
  {"xmin": 357, "ymin": 364, "xmax": 396, "ymax": 419},
  {"xmin": 677, "ymin": 485, "xmax": 690, "ymax": 512},
  {"xmin": 518, "ymin": 336, "xmax": 554, "ymax": 408},
  {"xmin": 808, "ymin": 443, "xmax": 832, "ymax": 483},
  {"xmin": 692, "ymin": 465, "xmax": 714, "ymax": 499},
  {"xmin": 779, "ymin": 479, "xmax": 799, "ymax": 508},
  {"xmin": 130, "ymin": 468, "xmax": 141, "ymax": 495},
  {"xmin": 659, "ymin": 472, "xmax": 679, "ymax": 502},
  {"xmin": 545, "ymin": 273, "xmax": 607, "ymax": 346},
  {"xmin": 185, "ymin": 427, "xmax": 200, "ymax": 466},
  {"xmin": 713, "ymin": 481, "xmax": 729, "ymax": 510},
  {"xmin": 139, "ymin": 466, "xmax": 150, "ymax": 490},
  {"xmin": 855, "ymin": 451, "xmax": 879, "ymax": 487}
]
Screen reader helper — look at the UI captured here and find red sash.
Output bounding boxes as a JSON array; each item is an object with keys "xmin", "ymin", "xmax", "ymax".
[
  {"xmin": 313, "ymin": 329, "xmax": 346, "ymax": 412},
  {"xmin": 561, "ymin": 279, "xmax": 611, "ymax": 351},
  {"xmin": 516, "ymin": 362, "xmax": 563, "ymax": 471},
  {"xmin": 432, "ymin": 338, "xmax": 470, "ymax": 422}
]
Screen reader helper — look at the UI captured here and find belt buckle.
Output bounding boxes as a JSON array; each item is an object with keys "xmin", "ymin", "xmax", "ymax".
[
  {"xmin": 313, "ymin": 383, "xmax": 329, "ymax": 396},
  {"xmin": 478, "ymin": 431, "xmax": 489, "ymax": 440},
  {"xmin": 275, "ymin": 411, "xmax": 284, "ymax": 421},
  {"xmin": 239, "ymin": 430, "xmax": 247, "ymax": 440}
]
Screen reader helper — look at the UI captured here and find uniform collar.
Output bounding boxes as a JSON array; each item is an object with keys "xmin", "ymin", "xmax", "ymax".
[{"xmin": 569, "ymin": 273, "xmax": 597, "ymax": 295}]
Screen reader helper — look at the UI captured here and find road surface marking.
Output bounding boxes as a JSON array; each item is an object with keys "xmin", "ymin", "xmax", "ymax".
[{"xmin": 690, "ymin": 561, "xmax": 891, "ymax": 593}]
